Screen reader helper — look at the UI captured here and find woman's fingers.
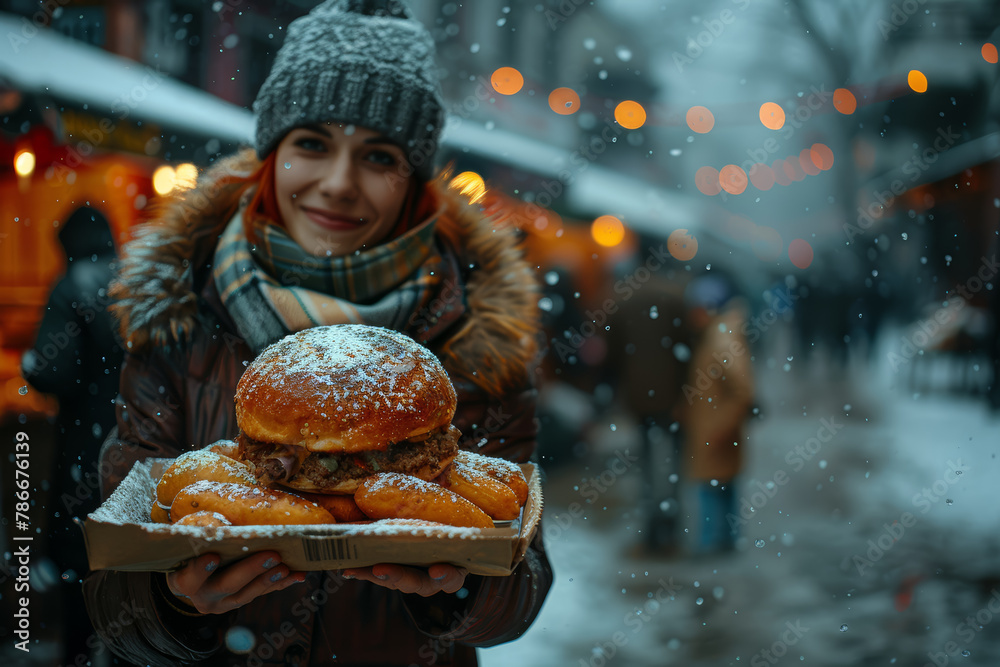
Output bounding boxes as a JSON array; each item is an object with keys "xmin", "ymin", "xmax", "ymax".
[
  {"xmin": 166, "ymin": 552, "xmax": 222, "ymax": 600},
  {"xmin": 166, "ymin": 551, "xmax": 306, "ymax": 614},
  {"xmin": 426, "ymin": 563, "xmax": 467, "ymax": 594},
  {"xmin": 342, "ymin": 563, "xmax": 468, "ymax": 597}
]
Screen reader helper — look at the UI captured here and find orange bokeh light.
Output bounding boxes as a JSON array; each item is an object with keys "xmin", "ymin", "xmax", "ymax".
[
  {"xmin": 908, "ymin": 70, "xmax": 928, "ymax": 93},
  {"xmin": 810, "ymin": 143, "xmax": 835, "ymax": 171},
  {"xmin": 548, "ymin": 87, "xmax": 580, "ymax": 115},
  {"xmin": 833, "ymin": 88, "xmax": 857, "ymax": 114},
  {"xmin": 591, "ymin": 215, "xmax": 625, "ymax": 247},
  {"xmin": 748, "ymin": 163, "xmax": 775, "ymax": 191},
  {"xmin": 668, "ymin": 229, "xmax": 698, "ymax": 261},
  {"xmin": 491, "ymin": 67, "xmax": 524, "ymax": 95},
  {"xmin": 695, "ymin": 166, "xmax": 722, "ymax": 196},
  {"xmin": 983, "ymin": 43, "xmax": 998, "ymax": 64},
  {"xmin": 799, "ymin": 149, "xmax": 820, "ymax": 176},
  {"xmin": 615, "ymin": 101, "xmax": 646, "ymax": 129},
  {"xmin": 759, "ymin": 102, "xmax": 785, "ymax": 130},
  {"xmin": 788, "ymin": 239, "xmax": 814, "ymax": 269},
  {"xmin": 719, "ymin": 164, "xmax": 748, "ymax": 195},
  {"xmin": 686, "ymin": 106, "xmax": 715, "ymax": 134},
  {"xmin": 783, "ymin": 158, "xmax": 805, "ymax": 182}
]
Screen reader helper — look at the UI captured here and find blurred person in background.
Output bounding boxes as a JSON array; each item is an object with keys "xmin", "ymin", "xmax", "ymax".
[
  {"xmin": 605, "ymin": 255, "xmax": 691, "ymax": 555},
  {"xmin": 82, "ymin": 2, "xmax": 551, "ymax": 665},
  {"xmin": 20, "ymin": 205, "xmax": 123, "ymax": 666},
  {"xmin": 675, "ymin": 274, "xmax": 755, "ymax": 554}
]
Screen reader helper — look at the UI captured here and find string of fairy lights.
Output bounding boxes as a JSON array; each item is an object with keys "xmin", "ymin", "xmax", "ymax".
[{"xmin": 471, "ymin": 42, "xmax": 998, "ymax": 268}]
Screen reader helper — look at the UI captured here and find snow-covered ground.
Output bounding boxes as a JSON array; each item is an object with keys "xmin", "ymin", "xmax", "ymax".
[{"xmin": 481, "ymin": 338, "xmax": 1000, "ymax": 667}]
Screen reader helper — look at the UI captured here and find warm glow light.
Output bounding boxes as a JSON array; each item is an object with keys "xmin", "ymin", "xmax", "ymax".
[
  {"xmin": 759, "ymin": 102, "xmax": 785, "ymax": 130},
  {"xmin": 788, "ymin": 239, "xmax": 814, "ymax": 269},
  {"xmin": 491, "ymin": 67, "xmax": 524, "ymax": 95},
  {"xmin": 719, "ymin": 164, "xmax": 748, "ymax": 195},
  {"xmin": 686, "ymin": 106, "xmax": 715, "ymax": 133},
  {"xmin": 175, "ymin": 163, "xmax": 198, "ymax": 190},
  {"xmin": 450, "ymin": 171, "xmax": 487, "ymax": 204},
  {"xmin": 810, "ymin": 143, "xmax": 835, "ymax": 171},
  {"xmin": 748, "ymin": 163, "xmax": 774, "ymax": 191},
  {"xmin": 152, "ymin": 165, "xmax": 177, "ymax": 195},
  {"xmin": 908, "ymin": 70, "xmax": 928, "ymax": 93},
  {"xmin": 695, "ymin": 166, "xmax": 722, "ymax": 196},
  {"xmin": 591, "ymin": 215, "xmax": 625, "ymax": 247},
  {"xmin": 833, "ymin": 88, "xmax": 857, "ymax": 114},
  {"xmin": 14, "ymin": 150, "xmax": 35, "ymax": 177},
  {"xmin": 982, "ymin": 43, "xmax": 998, "ymax": 64},
  {"xmin": 548, "ymin": 87, "xmax": 580, "ymax": 115},
  {"xmin": 668, "ymin": 228, "xmax": 698, "ymax": 261},
  {"xmin": 615, "ymin": 101, "xmax": 646, "ymax": 129},
  {"xmin": 799, "ymin": 149, "xmax": 820, "ymax": 176}
]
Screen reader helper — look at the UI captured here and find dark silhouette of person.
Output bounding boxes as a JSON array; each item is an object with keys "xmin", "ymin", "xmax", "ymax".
[
  {"xmin": 20, "ymin": 205, "xmax": 124, "ymax": 666},
  {"xmin": 605, "ymin": 254, "xmax": 692, "ymax": 554}
]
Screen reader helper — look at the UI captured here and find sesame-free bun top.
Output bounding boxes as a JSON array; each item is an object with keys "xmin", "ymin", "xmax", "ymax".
[{"xmin": 236, "ymin": 325, "xmax": 457, "ymax": 453}]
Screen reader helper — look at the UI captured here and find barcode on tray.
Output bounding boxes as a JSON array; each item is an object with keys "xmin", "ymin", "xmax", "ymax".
[{"xmin": 302, "ymin": 538, "xmax": 356, "ymax": 562}]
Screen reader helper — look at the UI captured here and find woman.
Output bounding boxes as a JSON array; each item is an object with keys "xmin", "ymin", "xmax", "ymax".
[{"xmin": 82, "ymin": 2, "xmax": 551, "ymax": 665}]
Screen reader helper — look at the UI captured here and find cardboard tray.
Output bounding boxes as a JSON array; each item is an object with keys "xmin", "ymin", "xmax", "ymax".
[{"xmin": 82, "ymin": 458, "xmax": 542, "ymax": 577}]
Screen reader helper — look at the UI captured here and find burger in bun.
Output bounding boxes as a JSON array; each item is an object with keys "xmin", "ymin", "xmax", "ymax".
[{"xmin": 235, "ymin": 324, "xmax": 460, "ymax": 494}]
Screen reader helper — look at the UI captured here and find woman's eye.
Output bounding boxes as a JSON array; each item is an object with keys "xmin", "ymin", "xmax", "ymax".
[
  {"xmin": 295, "ymin": 137, "xmax": 326, "ymax": 152},
  {"xmin": 366, "ymin": 150, "xmax": 399, "ymax": 167}
]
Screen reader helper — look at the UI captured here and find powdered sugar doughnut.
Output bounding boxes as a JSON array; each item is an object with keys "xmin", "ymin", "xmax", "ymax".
[
  {"xmin": 170, "ymin": 481, "xmax": 335, "ymax": 525},
  {"xmin": 174, "ymin": 510, "xmax": 232, "ymax": 528},
  {"xmin": 435, "ymin": 461, "xmax": 520, "ymax": 520},
  {"xmin": 156, "ymin": 450, "xmax": 258, "ymax": 507},
  {"xmin": 355, "ymin": 473, "xmax": 493, "ymax": 528},
  {"xmin": 455, "ymin": 450, "xmax": 529, "ymax": 506}
]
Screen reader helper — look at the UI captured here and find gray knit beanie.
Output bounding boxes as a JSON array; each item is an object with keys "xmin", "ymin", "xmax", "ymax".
[{"xmin": 252, "ymin": 0, "xmax": 445, "ymax": 180}]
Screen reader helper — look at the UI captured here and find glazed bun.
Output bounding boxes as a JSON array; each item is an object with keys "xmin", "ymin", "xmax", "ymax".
[
  {"xmin": 235, "ymin": 325, "xmax": 461, "ymax": 494},
  {"xmin": 236, "ymin": 325, "xmax": 457, "ymax": 454}
]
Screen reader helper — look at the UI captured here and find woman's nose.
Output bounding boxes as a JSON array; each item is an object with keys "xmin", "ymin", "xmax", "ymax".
[{"xmin": 317, "ymin": 153, "xmax": 358, "ymax": 199}]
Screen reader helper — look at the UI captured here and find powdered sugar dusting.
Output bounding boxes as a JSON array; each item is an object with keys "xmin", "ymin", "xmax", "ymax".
[
  {"xmin": 241, "ymin": 325, "xmax": 447, "ymax": 414},
  {"xmin": 166, "ymin": 451, "xmax": 257, "ymax": 484},
  {"xmin": 363, "ymin": 471, "xmax": 442, "ymax": 496},
  {"xmin": 90, "ymin": 459, "xmax": 162, "ymax": 524},
  {"xmin": 457, "ymin": 450, "xmax": 524, "ymax": 479}
]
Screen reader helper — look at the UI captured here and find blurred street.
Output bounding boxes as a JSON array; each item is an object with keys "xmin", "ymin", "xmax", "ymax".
[
  {"xmin": 2, "ymin": 1, "xmax": 1000, "ymax": 665},
  {"xmin": 482, "ymin": 323, "xmax": 1000, "ymax": 667}
]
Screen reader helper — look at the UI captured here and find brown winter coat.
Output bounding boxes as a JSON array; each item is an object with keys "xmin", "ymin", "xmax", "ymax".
[
  {"xmin": 82, "ymin": 149, "xmax": 552, "ymax": 667},
  {"xmin": 677, "ymin": 305, "xmax": 755, "ymax": 482}
]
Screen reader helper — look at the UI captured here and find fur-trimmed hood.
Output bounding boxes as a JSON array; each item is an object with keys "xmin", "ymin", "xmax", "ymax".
[{"xmin": 110, "ymin": 148, "xmax": 539, "ymax": 395}]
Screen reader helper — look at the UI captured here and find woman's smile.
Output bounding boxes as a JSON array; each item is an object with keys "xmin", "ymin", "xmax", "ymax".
[{"xmin": 300, "ymin": 206, "xmax": 365, "ymax": 231}]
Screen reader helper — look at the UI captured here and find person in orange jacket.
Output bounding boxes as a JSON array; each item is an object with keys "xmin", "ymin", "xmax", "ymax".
[{"xmin": 676, "ymin": 275, "xmax": 755, "ymax": 553}]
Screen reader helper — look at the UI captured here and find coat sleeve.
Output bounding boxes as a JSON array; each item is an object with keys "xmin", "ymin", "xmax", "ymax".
[
  {"xmin": 83, "ymin": 570, "xmax": 224, "ymax": 666},
  {"xmin": 84, "ymin": 348, "xmax": 228, "ymax": 665},
  {"xmin": 98, "ymin": 348, "xmax": 189, "ymax": 497},
  {"xmin": 403, "ymin": 381, "xmax": 553, "ymax": 647}
]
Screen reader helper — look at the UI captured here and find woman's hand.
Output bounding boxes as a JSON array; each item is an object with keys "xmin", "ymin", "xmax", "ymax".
[
  {"xmin": 341, "ymin": 563, "xmax": 467, "ymax": 597},
  {"xmin": 165, "ymin": 551, "xmax": 306, "ymax": 614}
]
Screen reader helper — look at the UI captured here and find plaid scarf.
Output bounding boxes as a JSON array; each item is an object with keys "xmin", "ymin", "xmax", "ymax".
[{"xmin": 212, "ymin": 207, "xmax": 447, "ymax": 353}]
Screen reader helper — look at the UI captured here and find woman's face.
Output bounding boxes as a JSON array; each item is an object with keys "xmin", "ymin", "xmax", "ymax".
[{"xmin": 273, "ymin": 123, "xmax": 412, "ymax": 257}]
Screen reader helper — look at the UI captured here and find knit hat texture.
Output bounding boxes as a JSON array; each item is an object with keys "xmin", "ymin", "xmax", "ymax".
[{"xmin": 253, "ymin": 0, "xmax": 445, "ymax": 179}]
